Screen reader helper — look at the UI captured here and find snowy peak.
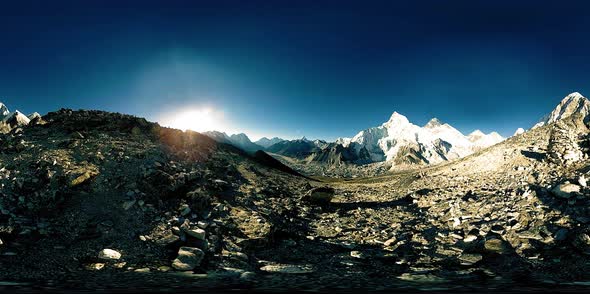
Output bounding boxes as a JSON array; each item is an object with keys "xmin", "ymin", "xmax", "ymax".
[
  {"xmin": 0, "ymin": 102, "xmax": 9, "ymax": 119},
  {"xmin": 513, "ymin": 128, "xmax": 525, "ymax": 136},
  {"xmin": 424, "ymin": 118, "xmax": 443, "ymax": 129},
  {"xmin": 27, "ymin": 112, "xmax": 41, "ymax": 121},
  {"xmin": 2, "ymin": 110, "xmax": 31, "ymax": 127},
  {"xmin": 467, "ymin": 130, "xmax": 504, "ymax": 147},
  {"xmin": 346, "ymin": 111, "xmax": 504, "ymax": 167},
  {"xmin": 383, "ymin": 111, "xmax": 410, "ymax": 127},
  {"xmin": 534, "ymin": 92, "xmax": 590, "ymax": 128},
  {"xmin": 467, "ymin": 130, "xmax": 486, "ymax": 142}
]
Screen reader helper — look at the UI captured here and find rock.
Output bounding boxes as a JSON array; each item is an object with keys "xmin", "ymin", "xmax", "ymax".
[
  {"xmin": 69, "ymin": 170, "xmax": 99, "ymax": 187},
  {"xmin": 158, "ymin": 266, "xmax": 172, "ymax": 272},
  {"xmin": 134, "ymin": 268, "xmax": 150, "ymax": 273},
  {"xmin": 552, "ymin": 183, "xmax": 581, "ymax": 199},
  {"xmin": 85, "ymin": 263, "xmax": 105, "ymax": 270},
  {"xmin": 383, "ymin": 237, "xmax": 397, "ymax": 247},
  {"xmin": 172, "ymin": 247, "xmax": 204, "ymax": 271},
  {"xmin": 122, "ymin": 200, "xmax": 136, "ymax": 210},
  {"xmin": 179, "ymin": 204, "xmax": 191, "ymax": 216},
  {"xmin": 185, "ymin": 228, "xmax": 206, "ymax": 240},
  {"xmin": 260, "ymin": 264, "xmax": 314, "ymax": 274},
  {"xmin": 573, "ymin": 233, "xmax": 590, "ymax": 255},
  {"xmin": 458, "ymin": 253, "xmax": 483, "ymax": 265},
  {"xmin": 155, "ymin": 233, "xmax": 180, "ymax": 247},
  {"xmin": 301, "ymin": 187, "xmax": 335, "ymax": 205},
  {"xmin": 579, "ymin": 176, "xmax": 588, "ymax": 187},
  {"xmin": 464, "ymin": 235, "xmax": 478, "ymax": 243},
  {"xmin": 484, "ymin": 239, "xmax": 509, "ymax": 254},
  {"xmin": 98, "ymin": 249, "xmax": 121, "ymax": 260}
]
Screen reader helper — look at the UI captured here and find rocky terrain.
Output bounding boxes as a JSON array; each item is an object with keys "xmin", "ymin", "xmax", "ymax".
[{"xmin": 2, "ymin": 93, "xmax": 590, "ymax": 292}]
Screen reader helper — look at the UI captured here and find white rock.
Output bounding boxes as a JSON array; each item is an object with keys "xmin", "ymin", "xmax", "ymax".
[
  {"xmin": 98, "ymin": 249, "xmax": 122, "ymax": 260},
  {"xmin": 552, "ymin": 183, "xmax": 581, "ymax": 199},
  {"xmin": 579, "ymin": 176, "xmax": 587, "ymax": 187},
  {"xmin": 185, "ymin": 228, "xmax": 206, "ymax": 240}
]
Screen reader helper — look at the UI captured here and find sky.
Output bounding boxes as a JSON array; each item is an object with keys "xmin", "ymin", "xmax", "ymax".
[{"xmin": 1, "ymin": 0, "xmax": 590, "ymax": 141}]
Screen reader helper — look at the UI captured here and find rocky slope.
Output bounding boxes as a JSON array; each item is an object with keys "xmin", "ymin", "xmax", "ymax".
[
  {"xmin": 3, "ymin": 99, "xmax": 590, "ymax": 291},
  {"xmin": 534, "ymin": 92, "xmax": 590, "ymax": 128}
]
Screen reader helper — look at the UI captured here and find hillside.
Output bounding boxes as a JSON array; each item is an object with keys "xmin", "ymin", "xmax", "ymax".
[{"xmin": 1, "ymin": 107, "xmax": 590, "ymax": 292}]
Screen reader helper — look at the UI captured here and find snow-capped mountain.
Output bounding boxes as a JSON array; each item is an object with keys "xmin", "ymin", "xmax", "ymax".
[
  {"xmin": 534, "ymin": 92, "xmax": 590, "ymax": 128},
  {"xmin": 203, "ymin": 131, "xmax": 263, "ymax": 152},
  {"xmin": 513, "ymin": 128, "xmax": 525, "ymax": 136},
  {"xmin": 467, "ymin": 130, "xmax": 504, "ymax": 149},
  {"xmin": 347, "ymin": 112, "xmax": 503, "ymax": 166},
  {"xmin": 2, "ymin": 110, "xmax": 31, "ymax": 127},
  {"xmin": 0, "ymin": 103, "xmax": 9, "ymax": 120},
  {"xmin": 254, "ymin": 137, "xmax": 285, "ymax": 148},
  {"xmin": 335, "ymin": 137, "xmax": 352, "ymax": 147},
  {"xmin": 27, "ymin": 112, "xmax": 42, "ymax": 121}
]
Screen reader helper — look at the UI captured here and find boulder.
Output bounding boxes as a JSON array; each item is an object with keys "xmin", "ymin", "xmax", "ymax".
[
  {"xmin": 301, "ymin": 187, "xmax": 335, "ymax": 205},
  {"xmin": 98, "ymin": 249, "xmax": 121, "ymax": 260},
  {"xmin": 172, "ymin": 247, "xmax": 204, "ymax": 271},
  {"xmin": 552, "ymin": 183, "xmax": 581, "ymax": 199}
]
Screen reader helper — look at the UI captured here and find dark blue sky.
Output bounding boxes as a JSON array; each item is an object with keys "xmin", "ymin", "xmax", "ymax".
[{"xmin": 1, "ymin": 0, "xmax": 589, "ymax": 140}]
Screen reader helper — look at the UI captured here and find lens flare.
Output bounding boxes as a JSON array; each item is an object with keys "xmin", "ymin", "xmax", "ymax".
[{"xmin": 161, "ymin": 108, "xmax": 222, "ymax": 132}]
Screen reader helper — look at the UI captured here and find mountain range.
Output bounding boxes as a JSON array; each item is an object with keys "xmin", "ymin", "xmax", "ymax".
[{"xmin": 202, "ymin": 110, "xmax": 506, "ymax": 168}]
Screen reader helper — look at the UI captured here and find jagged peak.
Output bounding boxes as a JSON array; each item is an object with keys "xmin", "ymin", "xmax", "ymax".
[
  {"xmin": 424, "ymin": 117, "xmax": 443, "ymax": 128},
  {"xmin": 468, "ymin": 130, "xmax": 485, "ymax": 137},
  {"xmin": 384, "ymin": 111, "xmax": 410, "ymax": 126},
  {"xmin": 513, "ymin": 128, "xmax": 525, "ymax": 136}
]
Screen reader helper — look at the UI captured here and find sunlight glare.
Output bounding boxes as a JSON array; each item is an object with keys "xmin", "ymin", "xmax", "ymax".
[{"xmin": 163, "ymin": 108, "xmax": 222, "ymax": 132}]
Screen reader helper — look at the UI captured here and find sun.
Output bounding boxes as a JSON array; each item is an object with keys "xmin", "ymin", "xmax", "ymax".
[{"xmin": 163, "ymin": 108, "xmax": 221, "ymax": 132}]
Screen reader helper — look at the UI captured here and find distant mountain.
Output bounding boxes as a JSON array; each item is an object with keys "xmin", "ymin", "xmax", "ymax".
[
  {"xmin": 266, "ymin": 137, "xmax": 320, "ymax": 158},
  {"xmin": 344, "ymin": 112, "xmax": 503, "ymax": 166},
  {"xmin": 254, "ymin": 137, "xmax": 285, "ymax": 148},
  {"xmin": 202, "ymin": 131, "xmax": 232, "ymax": 144},
  {"xmin": 2, "ymin": 110, "xmax": 31, "ymax": 127},
  {"xmin": 203, "ymin": 131, "xmax": 263, "ymax": 152},
  {"xmin": 0, "ymin": 102, "xmax": 41, "ymax": 131},
  {"xmin": 534, "ymin": 92, "xmax": 590, "ymax": 128},
  {"xmin": 229, "ymin": 133, "xmax": 263, "ymax": 152},
  {"xmin": 513, "ymin": 128, "xmax": 525, "ymax": 136},
  {"xmin": 467, "ymin": 130, "xmax": 505, "ymax": 149},
  {"xmin": 28, "ymin": 112, "xmax": 42, "ymax": 121},
  {"xmin": 0, "ymin": 103, "xmax": 9, "ymax": 120}
]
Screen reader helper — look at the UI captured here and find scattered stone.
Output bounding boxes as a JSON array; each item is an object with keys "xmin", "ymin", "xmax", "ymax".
[
  {"xmin": 579, "ymin": 176, "xmax": 588, "ymax": 187},
  {"xmin": 98, "ymin": 249, "xmax": 121, "ymax": 260},
  {"xmin": 185, "ymin": 228, "xmax": 206, "ymax": 240},
  {"xmin": 301, "ymin": 187, "xmax": 335, "ymax": 205},
  {"xmin": 458, "ymin": 253, "xmax": 483, "ymax": 265},
  {"xmin": 552, "ymin": 183, "xmax": 581, "ymax": 199},
  {"xmin": 484, "ymin": 239, "xmax": 509, "ymax": 254},
  {"xmin": 69, "ymin": 170, "xmax": 99, "ymax": 187},
  {"xmin": 134, "ymin": 268, "xmax": 150, "ymax": 273},
  {"xmin": 85, "ymin": 263, "xmax": 105, "ymax": 270},
  {"xmin": 172, "ymin": 247, "xmax": 204, "ymax": 271},
  {"xmin": 260, "ymin": 264, "xmax": 314, "ymax": 274}
]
